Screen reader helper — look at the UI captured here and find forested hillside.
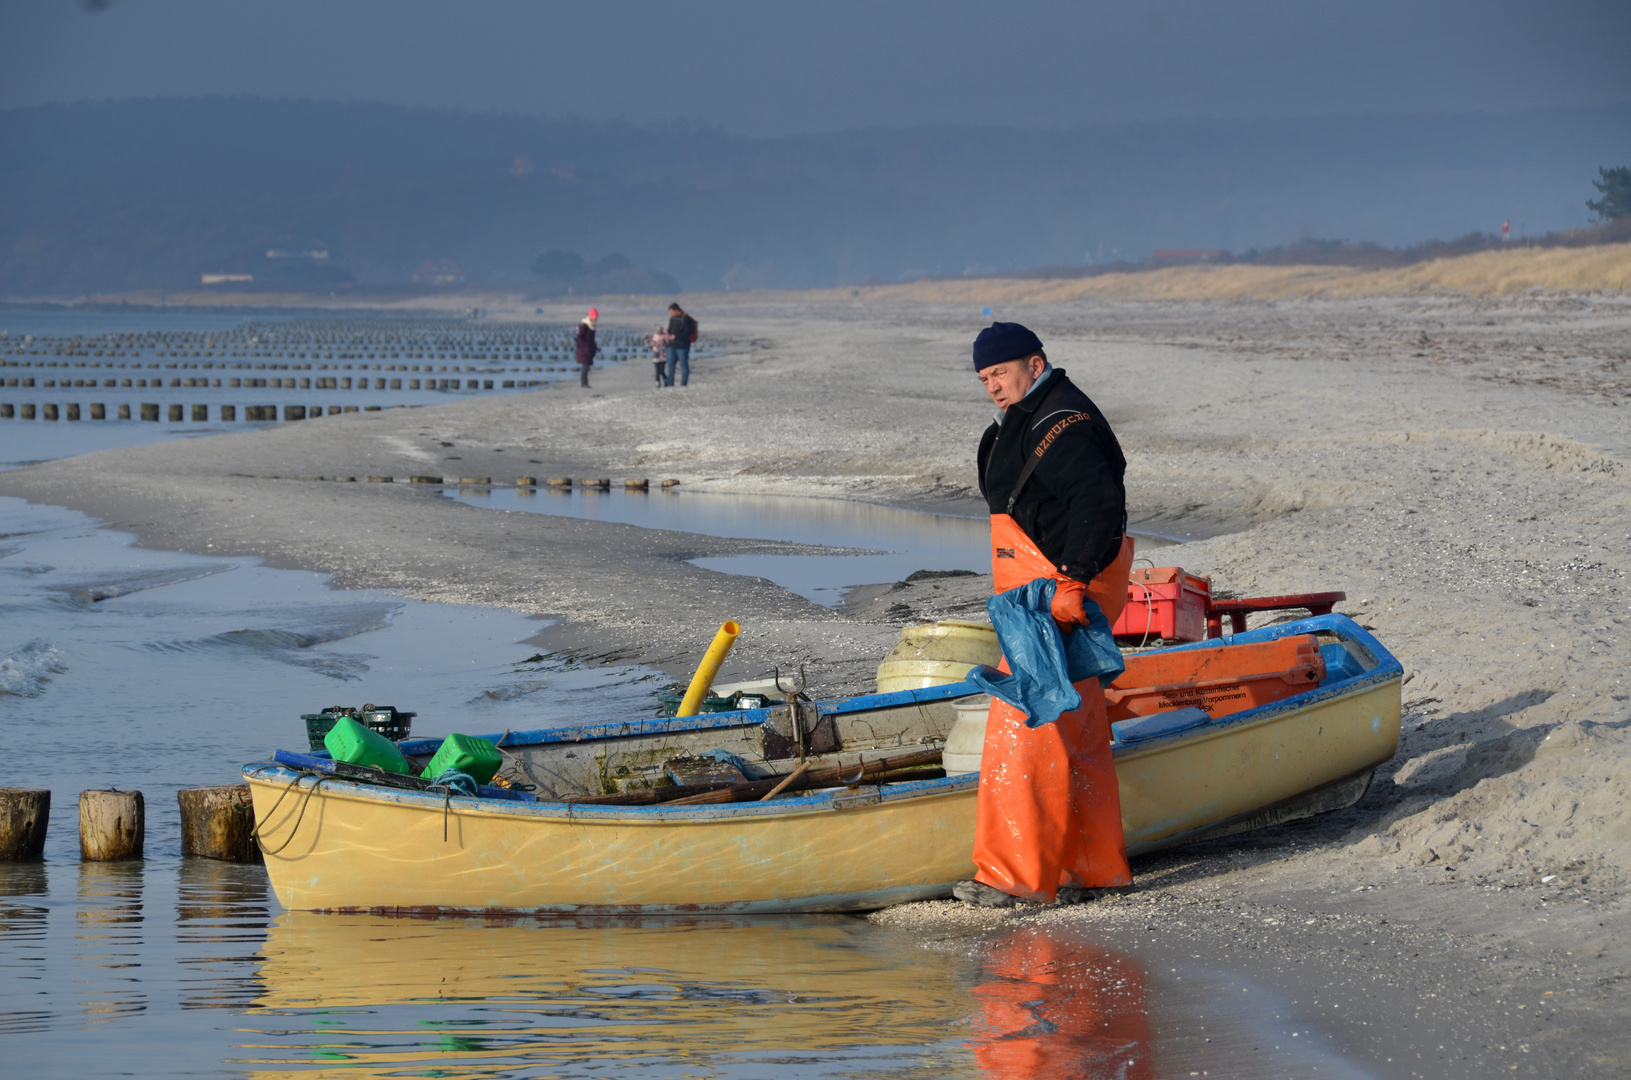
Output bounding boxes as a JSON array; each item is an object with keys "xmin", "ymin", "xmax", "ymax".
[{"xmin": 1, "ymin": 97, "xmax": 1624, "ymax": 295}]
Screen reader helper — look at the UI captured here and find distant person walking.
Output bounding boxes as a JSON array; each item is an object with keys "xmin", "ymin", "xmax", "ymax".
[
  {"xmin": 575, "ymin": 308, "xmax": 599, "ymax": 388},
  {"xmin": 650, "ymin": 323, "xmax": 672, "ymax": 387},
  {"xmin": 664, "ymin": 302, "xmax": 697, "ymax": 387}
]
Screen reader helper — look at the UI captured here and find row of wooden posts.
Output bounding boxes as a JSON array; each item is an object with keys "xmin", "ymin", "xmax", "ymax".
[
  {"xmin": 0, "ymin": 784, "xmax": 260, "ymax": 863},
  {"xmin": 0, "ymin": 402, "xmax": 398, "ymax": 421},
  {"xmin": 341, "ymin": 475, "xmax": 681, "ymax": 488}
]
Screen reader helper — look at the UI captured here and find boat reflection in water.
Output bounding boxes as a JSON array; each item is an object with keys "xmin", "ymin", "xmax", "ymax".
[
  {"xmin": 970, "ymin": 925, "xmax": 1152, "ymax": 1080},
  {"xmin": 242, "ymin": 912, "xmax": 1155, "ymax": 1078}
]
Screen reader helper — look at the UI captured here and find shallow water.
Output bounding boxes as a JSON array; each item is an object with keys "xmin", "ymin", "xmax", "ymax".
[
  {"xmin": 447, "ymin": 485, "xmax": 992, "ymax": 605},
  {"xmin": 0, "ymin": 497, "xmax": 667, "ymax": 863},
  {"xmin": 1, "ymin": 855, "xmax": 1387, "ymax": 1079},
  {"xmin": 446, "ymin": 486, "xmax": 1182, "ymax": 605}
]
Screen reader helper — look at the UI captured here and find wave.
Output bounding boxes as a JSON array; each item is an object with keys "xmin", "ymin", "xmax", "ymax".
[
  {"xmin": 141, "ymin": 602, "xmax": 401, "ymax": 681},
  {"xmin": 467, "ymin": 680, "xmax": 551, "ymax": 703},
  {"xmin": 0, "ymin": 639, "xmax": 68, "ymax": 698},
  {"xmin": 46, "ymin": 564, "xmax": 232, "ymax": 606},
  {"xmin": 0, "ymin": 562, "xmax": 55, "ymax": 577}
]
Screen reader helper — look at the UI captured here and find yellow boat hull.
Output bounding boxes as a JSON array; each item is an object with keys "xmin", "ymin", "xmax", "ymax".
[
  {"xmin": 1116, "ymin": 671, "xmax": 1400, "ymax": 853},
  {"xmin": 247, "ymin": 773, "xmax": 981, "ymax": 914}
]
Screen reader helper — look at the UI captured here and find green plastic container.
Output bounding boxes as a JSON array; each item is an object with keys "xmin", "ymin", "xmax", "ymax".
[
  {"xmin": 420, "ymin": 732, "xmax": 503, "ymax": 786},
  {"xmin": 657, "ymin": 692, "xmax": 740, "ymax": 717},
  {"xmin": 302, "ymin": 706, "xmax": 414, "ymax": 752},
  {"xmin": 323, "ymin": 715, "xmax": 412, "ymax": 775}
]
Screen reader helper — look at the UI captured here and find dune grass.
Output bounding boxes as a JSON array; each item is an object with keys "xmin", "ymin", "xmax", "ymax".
[{"xmin": 806, "ymin": 242, "xmax": 1631, "ymax": 305}]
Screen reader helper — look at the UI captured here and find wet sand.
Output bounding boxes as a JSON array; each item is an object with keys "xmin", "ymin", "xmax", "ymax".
[{"xmin": 4, "ymin": 289, "xmax": 1629, "ymax": 1073}]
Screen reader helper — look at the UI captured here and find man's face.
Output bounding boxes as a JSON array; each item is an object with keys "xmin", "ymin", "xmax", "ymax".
[{"xmin": 978, "ymin": 354, "xmax": 1046, "ymax": 409}]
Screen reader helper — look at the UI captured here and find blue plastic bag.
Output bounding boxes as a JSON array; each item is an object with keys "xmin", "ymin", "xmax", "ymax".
[{"xmin": 967, "ymin": 578, "xmax": 1126, "ymax": 728}]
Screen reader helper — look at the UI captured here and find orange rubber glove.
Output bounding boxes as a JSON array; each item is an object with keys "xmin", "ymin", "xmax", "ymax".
[{"xmin": 1048, "ymin": 577, "xmax": 1089, "ymax": 631}]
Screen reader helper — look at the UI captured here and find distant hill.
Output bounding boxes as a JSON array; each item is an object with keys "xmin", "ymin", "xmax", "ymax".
[{"xmin": 0, "ymin": 96, "xmax": 1626, "ymax": 296}]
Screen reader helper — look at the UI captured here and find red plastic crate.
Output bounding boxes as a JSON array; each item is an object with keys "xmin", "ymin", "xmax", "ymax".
[{"xmin": 1112, "ymin": 566, "xmax": 1211, "ymax": 643}]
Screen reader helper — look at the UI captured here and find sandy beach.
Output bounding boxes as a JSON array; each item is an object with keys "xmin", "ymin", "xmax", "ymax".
[{"xmin": 4, "ymin": 285, "xmax": 1630, "ymax": 1071}]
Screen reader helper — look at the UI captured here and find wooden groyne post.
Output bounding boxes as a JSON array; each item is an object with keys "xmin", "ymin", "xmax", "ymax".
[
  {"xmin": 79, "ymin": 789, "xmax": 144, "ymax": 861},
  {"xmin": 0, "ymin": 788, "xmax": 50, "ymax": 860},
  {"xmin": 178, "ymin": 784, "xmax": 262, "ymax": 863}
]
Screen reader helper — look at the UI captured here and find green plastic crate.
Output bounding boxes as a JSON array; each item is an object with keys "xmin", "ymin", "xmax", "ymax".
[
  {"xmin": 323, "ymin": 715, "xmax": 412, "ymax": 775},
  {"xmin": 302, "ymin": 706, "xmax": 414, "ymax": 752},
  {"xmin": 420, "ymin": 732, "xmax": 503, "ymax": 786}
]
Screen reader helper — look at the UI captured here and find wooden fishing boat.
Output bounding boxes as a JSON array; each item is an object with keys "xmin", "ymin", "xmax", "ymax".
[{"xmin": 245, "ymin": 613, "xmax": 1401, "ymax": 914}]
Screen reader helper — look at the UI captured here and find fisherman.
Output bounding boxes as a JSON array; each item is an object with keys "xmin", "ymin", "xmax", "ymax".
[{"xmin": 954, "ymin": 321, "xmax": 1135, "ymax": 908}]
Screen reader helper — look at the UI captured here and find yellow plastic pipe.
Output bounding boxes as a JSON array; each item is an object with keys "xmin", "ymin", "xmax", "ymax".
[{"xmin": 677, "ymin": 620, "xmax": 740, "ymax": 717}]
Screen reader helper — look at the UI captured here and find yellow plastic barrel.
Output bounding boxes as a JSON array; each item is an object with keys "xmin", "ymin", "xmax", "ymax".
[{"xmin": 875, "ymin": 620, "xmax": 1001, "ymax": 693}]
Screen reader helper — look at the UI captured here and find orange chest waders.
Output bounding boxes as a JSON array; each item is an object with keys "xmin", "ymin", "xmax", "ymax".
[{"xmin": 971, "ymin": 513, "xmax": 1135, "ymax": 901}]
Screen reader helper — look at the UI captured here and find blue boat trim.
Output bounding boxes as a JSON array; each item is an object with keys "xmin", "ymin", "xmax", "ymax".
[{"xmin": 394, "ymin": 680, "xmax": 982, "ymax": 758}]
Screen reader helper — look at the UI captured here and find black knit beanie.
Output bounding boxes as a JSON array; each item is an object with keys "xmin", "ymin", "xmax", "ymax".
[{"xmin": 972, "ymin": 321, "xmax": 1044, "ymax": 371}]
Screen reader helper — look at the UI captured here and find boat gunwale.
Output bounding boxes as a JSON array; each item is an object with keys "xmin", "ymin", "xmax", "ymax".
[
  {"xmin": 412, "ymin": 612, "xmax": 1399, "ymax": 761},
  {"xmin": 394, "ymin": 681, "xmax": 978, "ymax": 757},
  {"xmin": 244, "ymin": 763, "xmax": 980, "ymax": 823}
]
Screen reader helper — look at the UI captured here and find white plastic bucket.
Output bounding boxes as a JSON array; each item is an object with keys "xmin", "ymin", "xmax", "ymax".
[{"xmin": 943, "ymin": 695, "xmax": 991, "ymax": 775}]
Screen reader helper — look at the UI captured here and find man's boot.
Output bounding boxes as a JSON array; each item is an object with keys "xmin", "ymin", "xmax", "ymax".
[{"xmin": 953, "ymin": 880, "xmax": 1016, "ymax": 908}]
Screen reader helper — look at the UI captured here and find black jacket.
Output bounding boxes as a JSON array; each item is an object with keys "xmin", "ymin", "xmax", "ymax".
[
  {"xmin": 667, "ymin": 313, "xmax": 696, "ymax": 345},
  {"xmin": 575, "ymin": 322, "xmax": 597, "ymax": 364},
  {"xmin": 976, "ymin": 368, "xmax": 1127, "ymax": 583}
]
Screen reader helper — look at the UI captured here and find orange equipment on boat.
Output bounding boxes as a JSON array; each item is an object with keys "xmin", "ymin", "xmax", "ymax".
[{"xmin": 1104, "ymin": 633, "xmax": 1326, "ymax": 723}]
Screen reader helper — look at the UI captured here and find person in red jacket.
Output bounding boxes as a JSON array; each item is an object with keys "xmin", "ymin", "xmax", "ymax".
[
  {"xmin": 955, "ymin": 321, "xmax": 1135, "ymax": 908},
  {"xmin": 574, "ymin": 308, "xmax": 599, "ymax": 388}
]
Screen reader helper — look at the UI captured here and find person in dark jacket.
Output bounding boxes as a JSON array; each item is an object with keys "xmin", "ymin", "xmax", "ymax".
[
  {"xmin": 574, "ymin": 308, "xmax": 599, "ymax": 387},
  {"xmin": 955, "ymin": 321, "xmax": 1136, "ymax": 909},
  {"xmin": 974, "ymin": 336, "xmax": 1128, "ymax": 584},
  {"xmin": 664, "ymin": 302, "xmax": 696, "ymax": 387}
]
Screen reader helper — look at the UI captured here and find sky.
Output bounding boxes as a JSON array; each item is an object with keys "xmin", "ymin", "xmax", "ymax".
[{"xmin": 4, "ymin": 0, "xmax": 1630, "ymax": 136}]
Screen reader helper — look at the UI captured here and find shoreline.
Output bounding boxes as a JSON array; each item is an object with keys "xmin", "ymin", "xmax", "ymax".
[{"xmin": 4, "ymin": 290, "xmax": 1630, "ymax": 1070}]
